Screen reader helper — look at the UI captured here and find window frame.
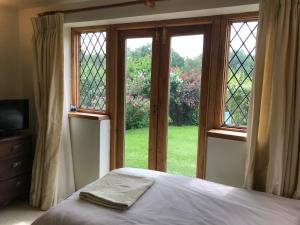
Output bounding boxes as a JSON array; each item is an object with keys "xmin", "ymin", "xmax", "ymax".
[
  {"xmin": 213, "ymin": 12, "xmax": 259, "ymax": 133},
  {"xmin": 71, "ymin": 25, "xmax": 110, "ymax": 115}
]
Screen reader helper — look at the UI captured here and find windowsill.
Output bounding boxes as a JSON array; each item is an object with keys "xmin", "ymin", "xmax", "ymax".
[
  {"xmin": 68, "ymin": 112, "xmax": 110, "ymax": 121},
  {"xmin": 207, "ymin": 129, "xmax": 247, "ymax": 142}
]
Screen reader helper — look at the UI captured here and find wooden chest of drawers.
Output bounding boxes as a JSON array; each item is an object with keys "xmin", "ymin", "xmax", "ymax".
[{"xmin": 0, "ymin": 134, "xmax": 33, "ymax": 207}]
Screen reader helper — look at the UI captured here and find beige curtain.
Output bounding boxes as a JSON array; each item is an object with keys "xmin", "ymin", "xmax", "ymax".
[
  {"xmin": 31, "ymin": 13, "xmax": 74, "ymax": 210},
  {"xmin": 244, "ymin": 0, "xmax": 300, "ymax": 198}
]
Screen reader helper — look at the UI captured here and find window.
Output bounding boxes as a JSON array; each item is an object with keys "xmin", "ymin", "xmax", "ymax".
[
  {"xmin": 72, "ymin": 29, "xmax": 108, "ymax": 113},
  {"xmin": 223, "ymin": 20, "xmax": 258, "ymax": 128},
  {"xmin": 70, "ymin": 13, "xmax": 258, "ymax": 174}
]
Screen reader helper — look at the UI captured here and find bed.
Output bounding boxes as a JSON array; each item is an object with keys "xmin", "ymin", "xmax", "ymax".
[{"xmin": 32, "ymin": 168, "xmax": 300, "ymax": 225}]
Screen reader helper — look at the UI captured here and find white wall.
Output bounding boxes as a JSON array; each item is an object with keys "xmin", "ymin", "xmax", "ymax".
[
  {"xmin": 206, "ymin": 137, "xmax": 247, "ymax": 187},
  {"xmin": 69, "ymin": 118, "xmax": 110, "ymax": 189},
  {"xmin": 0, "ymin": 6, "xmax": 21, "ymax": 99}
]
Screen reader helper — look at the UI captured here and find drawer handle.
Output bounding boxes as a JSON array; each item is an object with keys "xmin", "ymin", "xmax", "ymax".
[
  {"xmin": 12, "ymin": 161, "xmax": 22, "ymax": 168},
  {"xmin": 15, "ymin": 181, "xmax": 23, "ymax": 187},
  {"xmin": 11, "ymin": 144, "xmax": 24, "ymax": 152}
]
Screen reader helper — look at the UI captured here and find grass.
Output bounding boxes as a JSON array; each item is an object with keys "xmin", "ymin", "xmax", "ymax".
[{"xmin": 125, "ymin": 126, "xmax": 198, "ymax": 177}]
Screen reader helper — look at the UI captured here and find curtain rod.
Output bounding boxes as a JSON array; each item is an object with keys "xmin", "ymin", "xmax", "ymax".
[{"xmin": 38, "ymin": 0, "xmax": 168, "ymax": 17}]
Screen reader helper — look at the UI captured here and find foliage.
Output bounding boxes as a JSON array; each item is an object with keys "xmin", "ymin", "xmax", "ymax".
[
  {"xmin": 79, "ymin": 41, "xmax": 254, "ymax": 127},
  {"xmin": 183, "ymin": 56, "xmax": 202, "ymax": 73},
  {"xmin": 126, "ymin": 46, "xmax": 152, "ymax": 98},
  {"xmin": 225, "ymin": 50, "xmax": 254, "ymax": 126},
  {"xmin": 168, "ymin": 68, "xmax": 201, "ymax": 126},
  {"xmin": 126, "ymin": 96, "xmax": 150, "ymax": 129},
  {"xmin": 170, "ymin": 50, "xmax": 185, "ymax": 68},
  {"xmin": 124, "ymin": 44, "xmax": 200, "ymax": 128},
  {"xmin": 80, "ymin": 51, "xmax": 106, "ymax": 111}
]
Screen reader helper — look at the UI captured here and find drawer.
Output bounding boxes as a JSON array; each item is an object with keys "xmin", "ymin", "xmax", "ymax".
[
  {"xmin": 0, "ymin": 138, "xmax": 32, "ymax": 159},
  {"xmin": 0, "ymin": 175, "xmax": 30, "ymax": 206},
  {"xmin": 0, "ymin": 155, "xmax": 33, "ymax": 181}
]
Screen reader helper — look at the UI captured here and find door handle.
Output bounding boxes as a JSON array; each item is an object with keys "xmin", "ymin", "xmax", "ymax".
[{"xmin": 12, "ymin": 161, "xmax": 22, "ymax": 168}]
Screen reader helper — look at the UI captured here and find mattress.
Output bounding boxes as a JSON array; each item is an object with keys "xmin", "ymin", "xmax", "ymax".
[{"xmin": 32, "ymin": 168, "xmax": 300, "ymax": 225}]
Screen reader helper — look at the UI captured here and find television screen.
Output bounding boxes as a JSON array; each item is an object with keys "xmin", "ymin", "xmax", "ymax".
[{"xmin": 0, "ymin": 99, "xmax": 29, "ymax": 132}]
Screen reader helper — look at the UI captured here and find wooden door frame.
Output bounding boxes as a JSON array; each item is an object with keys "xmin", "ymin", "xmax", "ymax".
[
  {"xmin": 116, "ymin": 28, "xmax": 160, "ymax": 169},
  {"xmin": 155, "ymin": 25, "xmax": 213, "ymax": 177},
  {"xmin": 115, "ymin": 24, "xmax": 214, "ymax": 178}
]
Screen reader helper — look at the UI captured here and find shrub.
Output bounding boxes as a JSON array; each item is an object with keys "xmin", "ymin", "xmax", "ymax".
[
  {"xmin": 126, "ymin": 73, "xmax": 151, "ymax": 98},
  {"xmin": 126, "ymin": 96, "xmax": 150, "ymax": 129},
  {"xmin": 169, "ymin": 68, "xmax": 201, "ymax": 126}
]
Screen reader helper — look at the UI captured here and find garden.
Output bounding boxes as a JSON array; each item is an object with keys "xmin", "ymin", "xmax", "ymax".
[{"xmin": 124, "ymin": 42, "xmax": 253, "ymax": 176}]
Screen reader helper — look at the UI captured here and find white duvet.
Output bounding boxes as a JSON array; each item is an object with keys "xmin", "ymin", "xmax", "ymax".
[{"xmin": 32, "ymin": 168, "xmax": 300, "ymax": 225}]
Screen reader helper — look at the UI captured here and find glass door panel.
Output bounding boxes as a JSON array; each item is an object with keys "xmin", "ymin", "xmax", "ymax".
[
  {"xmin": 167, "ymin": 35, "xmax": 204, "ymax": 177},
  {"xmin": 124, "ymin": 38, "xmax": 153, "ymax": 169}
]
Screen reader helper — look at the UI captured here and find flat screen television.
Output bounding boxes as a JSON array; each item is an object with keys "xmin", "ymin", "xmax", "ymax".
[{"xmin": 0, "ymin": 99, "xmax": 29, "ymax": 133}]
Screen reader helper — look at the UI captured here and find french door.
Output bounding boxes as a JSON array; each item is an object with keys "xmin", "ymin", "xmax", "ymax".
[{"xmin": 116, "ymin": 25, "xmax": 211, "ymax": 178}]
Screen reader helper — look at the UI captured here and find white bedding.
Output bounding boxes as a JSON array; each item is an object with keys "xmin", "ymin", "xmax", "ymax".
[
  {"xmin": 32, "ymin": 168, "xmax": 300, "ymax": 225},
  {"xmin": 79, "ymin": 171, "xmax": 154, "ymax": 210}
]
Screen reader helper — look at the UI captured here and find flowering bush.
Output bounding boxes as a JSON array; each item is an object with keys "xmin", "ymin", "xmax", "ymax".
[
  {"xmin": 169, "ymin": 70, "xmax": 201, "ymax": 126},
  {"xmin": 125, "ymin": 44, "xmax": 203, "ymax": 129},
  {"xmin": 125, "ymin": 66, "xmax": 201, "ymax": 128},
  {"xmin": 126, "ymin": 73, "xmax": 151, "ymax": 98},
  {"xmin": 126, "ymin": 96, "xmax": 150, "ymax": 129}
]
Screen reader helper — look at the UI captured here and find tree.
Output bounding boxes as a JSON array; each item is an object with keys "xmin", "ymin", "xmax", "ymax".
[
  {"xmin": 170, "ymin": 50, "xmax": 185, "ymax": 69},
  {"xmin": 225, "ymin": 50, "xmax": 254, "ymax": 126},
  {"xmin": 183, "ymin": 55, "xmax": 202, "ymax": 73},
  {"xmin": 80, "ymin": 44, "xmax": 254, "ymax": 128}
]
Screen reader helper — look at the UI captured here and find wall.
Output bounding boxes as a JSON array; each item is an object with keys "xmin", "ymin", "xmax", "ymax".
[
  {"xmin": 206, "ymin": 137, "xmax": 247, "ymax": 187},
  {"xmin": 70, "ymin": 118, "xmax": 110, "ymax": 189},
  {"xmin": 18, "ymin": 8, "xmax": 43, "ymax": 131},
  {"xmin": 0, "ymin": 6, "xmax": 21, "ymax": 99}
]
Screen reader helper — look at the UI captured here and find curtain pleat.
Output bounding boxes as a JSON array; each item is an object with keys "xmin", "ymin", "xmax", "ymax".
[
  {"xmin": 30, "ymin": 13, "xmax": 75, "ymax": 210},
  {"xmin": 244, "ymin": 0, "xmax": 300, "ymax": 199}
]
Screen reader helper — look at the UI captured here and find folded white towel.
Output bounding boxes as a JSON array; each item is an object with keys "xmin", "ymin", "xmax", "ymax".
[{"xmin": 79, "ymin": 171, "xmax": 154, "ymax": 210}]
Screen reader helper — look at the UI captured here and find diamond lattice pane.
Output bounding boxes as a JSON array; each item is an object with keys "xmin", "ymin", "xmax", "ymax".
[
  {"xmin": 80, "ymin": 32, "xmax": 107, "ymax": 112},
  {"xmin": 224, "ymin": 21, "xmax": 258, "ymax": 127}
]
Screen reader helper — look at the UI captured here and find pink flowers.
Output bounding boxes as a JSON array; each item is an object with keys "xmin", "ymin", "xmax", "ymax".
[
  {"xmin": 126, "ymin": 95, "xmax": 148, "ymax": 109},
  {"xmin": 126, "ymin": 96, "xmax": 150, "ymax": 129},
  {"xmin": 139, "ymin": 73, "xmax": 145, "ymax": 80},
  {"xmin": 127, "ymin": 95, "xmax": 134, "ymax": 101}
]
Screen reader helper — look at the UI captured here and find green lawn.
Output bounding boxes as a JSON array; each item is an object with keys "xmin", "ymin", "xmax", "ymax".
[{"xmin": 125, "ymin": 126, "xmax": 198, "ymax": 177}]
